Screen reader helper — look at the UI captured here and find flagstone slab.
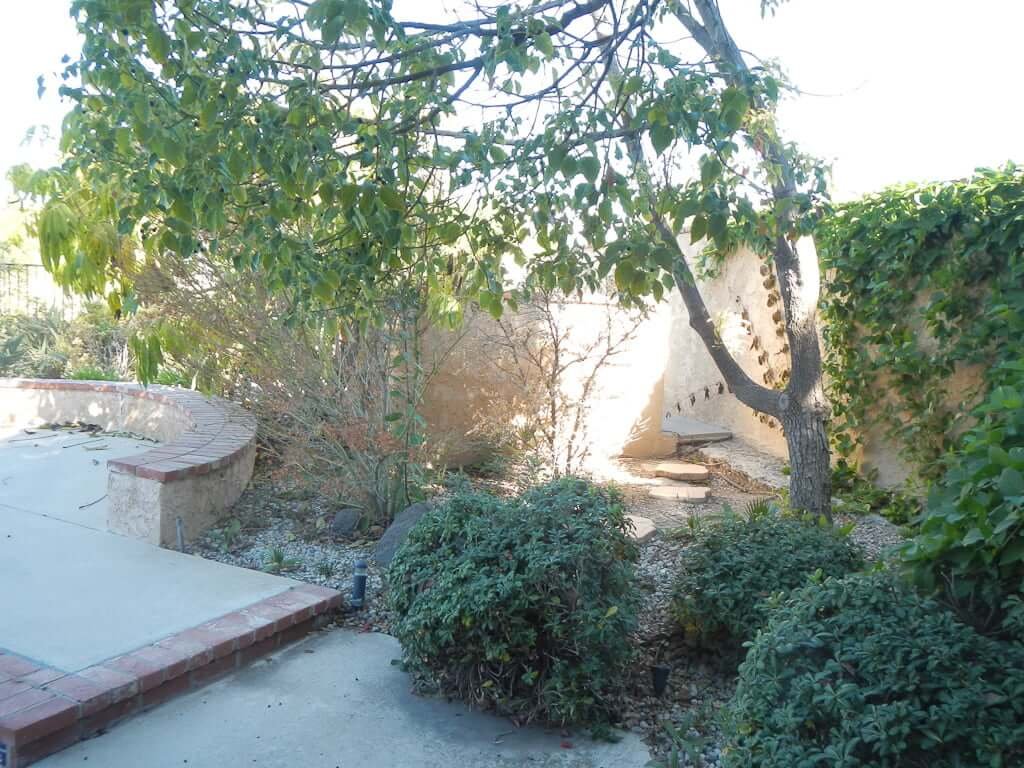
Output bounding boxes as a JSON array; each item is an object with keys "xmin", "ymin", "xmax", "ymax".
[
  {"xmin": 648, "ymin": 484, "xmax": 711, "ymax": 502},
  {"xmin": 653, "ymin": 461, "xmax": 709, "ymax": 482}
]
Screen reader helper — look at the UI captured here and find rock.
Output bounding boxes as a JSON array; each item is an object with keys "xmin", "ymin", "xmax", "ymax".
[
  {"xmin": 331, "ymin": 507, "xmax": 361, "ymax": 537},
  {"xmin": 654, "ymin": 461, "xmax": 709, "ymax": 482},
  {"xmin": 628, "ymin": 514, "xmax": 657, "ymax": 543},
  {"xmin": 373, "ymin": 501, "xmax": 431, "ymax": 566},
  {"xmin": 649, "ymin": 484, "xmax": 711, "ymax": 502}
]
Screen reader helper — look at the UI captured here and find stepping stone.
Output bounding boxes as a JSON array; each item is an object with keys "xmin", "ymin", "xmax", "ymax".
[
  {"xmin": 654, "ymin": 461, "xmax": 709, "ymax": 482},
  {"xmin": 649, "ymin": 484, "xmax": 711, "ymax": 502},
  {"xmin": 627, "ymin": 514, "xmax": 657, "ymax": 543}
]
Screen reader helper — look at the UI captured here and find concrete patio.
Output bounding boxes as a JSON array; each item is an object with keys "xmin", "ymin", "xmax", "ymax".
[
  {"xmin": 0, "ymin": 423, "xmax": 340, "ymax": 765},
  {"xmin": 41, "ymin": 631, "xmax": 651, "ymax": 768}
]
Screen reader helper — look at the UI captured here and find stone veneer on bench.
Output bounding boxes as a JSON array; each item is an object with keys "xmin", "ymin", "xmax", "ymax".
[
  {"xmin": 0, "ymin": 378, "xmax": 257, "ymax": 547},
  {"xmin": 0, "ymin": 585, "xmax": 342, "ymax": 767}
]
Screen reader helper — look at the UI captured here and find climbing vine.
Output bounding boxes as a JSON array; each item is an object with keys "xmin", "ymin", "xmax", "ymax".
[{"xmin": 817, "ymin": 165, "xmax": 1024, "ymax": 480}]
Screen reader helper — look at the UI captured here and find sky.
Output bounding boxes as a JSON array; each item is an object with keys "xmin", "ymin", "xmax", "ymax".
[{"xmin": 0, "ymin": 0, "xmax": 1021, "ymax": 207}]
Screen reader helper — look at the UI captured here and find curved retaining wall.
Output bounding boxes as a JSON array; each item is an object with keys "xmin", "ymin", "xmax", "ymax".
[{"xmin": 0, "ymin": 378, "xmax": 256, "ymax": 547}]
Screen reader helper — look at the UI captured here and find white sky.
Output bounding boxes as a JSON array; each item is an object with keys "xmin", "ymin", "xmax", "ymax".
[{"xmin": 1, "ymin": 0, "xmax": 1021, "ymax": 204}]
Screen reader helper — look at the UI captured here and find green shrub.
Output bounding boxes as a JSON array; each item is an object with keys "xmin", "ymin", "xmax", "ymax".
[
  {"xmin": 831, "ymin": 460, "xmax": 920, "ymax": 525},
  {"xmin": 0, "ymin": 309, "xmax": 68, "ymax": 378},
  {"xmin": 68, "ymin": 365, "xmax": 121, "ymax": 381},
  {"xmin": 724, "ymin": 572, "xmax": 1024, "ymax": 768},
  {"xmin": 0, "ymin": 302, "xmax": 130, "ymax": 380},
  {"xmin": 672, "ymin": 509, "xmax": 863, "ymax": 645},
  {"xmin": 901, "ymin": 373, "xmax": 1024, "ymax": 634},
  {"xmin": 386, "ymin": 477, "xmax": 639, "ymax": 727}
]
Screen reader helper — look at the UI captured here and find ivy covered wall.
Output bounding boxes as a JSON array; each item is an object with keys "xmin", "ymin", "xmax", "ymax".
[
  {"xmin": 664, "ymin": 166, "xmax": 1023, "ymax": 490},
  {"xmin": 818, "ymin": 165, "xmax": 1024, "ymax": 484}
]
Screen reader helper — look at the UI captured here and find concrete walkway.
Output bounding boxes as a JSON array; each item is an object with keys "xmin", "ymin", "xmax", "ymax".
[{"xmin": 42, "ymin": 631, "xmax": 652, "ymax": 768}]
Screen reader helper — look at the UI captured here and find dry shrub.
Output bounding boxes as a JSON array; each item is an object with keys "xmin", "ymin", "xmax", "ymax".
[
  {"xmin": 134, "ymin": 252, "xmax": 457, "ymax": 525},
  {"xmin": 471, "ymin": 288, "xmax": 646, "ymax": 477}
]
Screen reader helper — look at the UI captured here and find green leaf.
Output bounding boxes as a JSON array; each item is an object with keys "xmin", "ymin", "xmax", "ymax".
[
  {"xmin": 998, "ymin": 467, "xmax": 1024, "ymax": 497},
  {"xmin": 690, "ymin": 214, "xmax": 708, "ymax": 243},
  {"xmin": 115, "ymin": 127, "xmax": 132, "ymax": 154},
  {"xmin": 961, "ymin": 527, "xmax": 986, "ymax": 546},
  {"xmin": 379, "ymin": 186, "xmax": 405, "ymax": 211},
  {"xmin": 161, "ymin": 137, "xmax": 186, "ymax": 168},
  {"xmin": 146, "ymin": 27, "xmax": 172, "ymax": 65},
  {"xmin": 338, "ymin": 184, "xmax": 359, "ymax": 208},
  {"xmin": 650, "ymin": 124, "xmax": 673, "ymax": 156},
  {"xmin": 708, "ymin": 212, "xmax": 728, "ymax": 241},
  {"xmin": 700, "ymin": 156, "xmax": 722, "ymax": 187},
  {"xmin": 534, "ymin": 31, "xmax": 554, "ymax": 59},
  {"xmin": 579, "ymin": 156, "xmax": 600, "ymax": 183},
  {"xmin": 613, "ymin": 262, "xmax": 634, "ymax": 292},
  {"xmin": 1000, "ymin": 538, "xmax": 1024, "ymax": 565}
]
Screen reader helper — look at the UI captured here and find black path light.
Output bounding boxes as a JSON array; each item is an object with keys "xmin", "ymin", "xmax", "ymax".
[
  {"xmin": 651, "ymin": 663, "xmax": 671, "ymax": 698},
  {"xmin": 351, "ymin": 559, "xmax": 368, "ymax": 609}
]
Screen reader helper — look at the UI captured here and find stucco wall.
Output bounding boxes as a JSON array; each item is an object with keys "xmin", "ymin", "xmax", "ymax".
[
  {"xmin": 420, "ymin": 299, "xmax": 677, "ymax": 470},
  {"xmin": 662, "ymin": 243, "xmax": 985, "ymax": 488},
  {"xmin": 663, "ymin": 245, "xmax": 789, "ymax": 458}
]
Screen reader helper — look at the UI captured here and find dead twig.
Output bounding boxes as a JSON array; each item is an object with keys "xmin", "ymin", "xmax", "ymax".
[
  {"xmin": 62, "ymin": 437, "xmax": 106, "ymax": 449},
  {"xmin": 8, "ymin": 433, "xmax": 58, "ymax": 443}
]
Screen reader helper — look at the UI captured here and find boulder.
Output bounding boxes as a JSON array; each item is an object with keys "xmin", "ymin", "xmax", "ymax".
[
  {"xmin": 331, "ymin": 507, "xmax": 362, "ymax": 537},
  {"xmin": 627, "ymin": 514, "xmax": 657, "ymax": 544},
  {"xmin": 373, "ymin": 501, "xmax": 432, "ymax": 567}
]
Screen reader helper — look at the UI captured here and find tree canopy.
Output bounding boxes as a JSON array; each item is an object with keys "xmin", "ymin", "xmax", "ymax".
[
  {"xmin": 16, "ymin": 0, "xmax": 839, "ymax": 513},
  {"xmin": 19, "ymin": 0, "xmax": 823, "ymax": 320}
]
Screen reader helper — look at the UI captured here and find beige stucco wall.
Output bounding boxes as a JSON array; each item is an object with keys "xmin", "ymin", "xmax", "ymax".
[
  {"xmin": 0, "ymin": 386, "xmax": 192, "ymax": 441},
  {"xmin": 107, "ymin": 441, "xmax": 257, "ymax": 546},
  {"xmin": 663, "ymin": 245, "xmax": 790, "ymax": 459},
  {"xmin": 420, "ymin": 298, "xmax": 677, "ymax": 470},
  {"xmin": 663, "ymin": 242, "xmax": 986, "ymax": 488},
  {"xmin": 0, "ymin": 379, "xmax": 256, "ymax": 546}
]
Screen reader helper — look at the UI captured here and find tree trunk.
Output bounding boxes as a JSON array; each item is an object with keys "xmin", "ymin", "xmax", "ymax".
[
  {"xmin": 669, "ymin": 0, "xmax": 835, "ymax": 522},
  {"xmin": 780, "ymin": 401, "xmax": 832, "ymax": 518}
]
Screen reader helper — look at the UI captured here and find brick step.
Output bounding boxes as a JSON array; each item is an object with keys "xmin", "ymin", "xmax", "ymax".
[
  {"xmin": 0, "ymin": 584, "xmax": 343, "ymax": 767},
  {"xmin": 653, "ymin": 461, "xmax": 709, "ymax": 483}
]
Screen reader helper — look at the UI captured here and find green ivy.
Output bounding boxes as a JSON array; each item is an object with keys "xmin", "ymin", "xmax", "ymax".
[
  {"xmin": 900, "ymin": 367, "xmax": 1024, "ymax": 634},
  {"xmin": 817, "ymin": 165, "xmax": 1024, "ymax": 479}
]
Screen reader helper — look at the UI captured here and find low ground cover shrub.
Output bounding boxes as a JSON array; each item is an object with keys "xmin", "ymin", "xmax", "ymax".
[
  {"xmin": 68, "ymin": 365, "xmax": 121, "ymax": 381},
  {"xmin": 901, "ymin": 372, "xmax": 1024, "ymax": 635},
  {"xmin": 386, "ymin": 477, "xmax": 638, "ymax": 727},
  {"xmin": 831, "ymin": 460, "xmax": 921, "ymax": 525},
  {"xmin": 725, "ymin": 572, "xmax": 1024, "ymax": 768},
  {"xmin": 671, "ymin": 506, "xmax": 863, "ymax": 646}
]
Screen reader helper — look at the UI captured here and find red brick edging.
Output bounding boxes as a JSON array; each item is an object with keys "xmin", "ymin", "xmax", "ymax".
[{"xmin": 0, "ymin": 584, "xmax": 342, "ymax": 767}]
